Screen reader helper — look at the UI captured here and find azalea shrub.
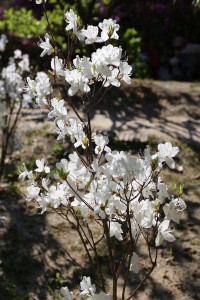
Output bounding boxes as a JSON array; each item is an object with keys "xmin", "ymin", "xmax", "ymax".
[
  {"xmin": 0, "ymin": 34, "xmax": 32, "ymax": 178},
  {"xmin": 20, "ymin": 1, "xmax": 187, "ymax": 299}
]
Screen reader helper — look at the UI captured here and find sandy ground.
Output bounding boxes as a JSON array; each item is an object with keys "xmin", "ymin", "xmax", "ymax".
[{"xmin": 0, "ymin": 79, "xmax": 200, "ymax": 300}]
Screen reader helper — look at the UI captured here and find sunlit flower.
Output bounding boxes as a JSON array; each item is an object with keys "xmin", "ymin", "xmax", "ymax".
[
  {"xmin": 155, "ymin": 220, "xmax": 175, "ymax": 246},
  {"xmin": 99, "ymin": 18, "xmax": 120, "ymax": 41},
  {"xmin": 38, "ymin": 33, "xmax": 53, "ymax": 57},
  {"xmin": 35, "ymin": 159, "xmax": 50, "ymax": 173},
  {"xmin": 156, "ymin": 142, "xmax": 179, "ymax": 169}
]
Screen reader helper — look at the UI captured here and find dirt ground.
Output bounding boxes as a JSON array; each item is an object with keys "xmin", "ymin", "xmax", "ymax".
[{"xmin": 0, "ymin": 79, "xmax": 200, "ymax": 300}]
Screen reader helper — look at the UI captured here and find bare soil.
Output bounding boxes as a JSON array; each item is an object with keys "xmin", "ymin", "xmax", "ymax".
[{"xmin": 0, "ymin": 79, "xmax": 200, "ymax": 300}]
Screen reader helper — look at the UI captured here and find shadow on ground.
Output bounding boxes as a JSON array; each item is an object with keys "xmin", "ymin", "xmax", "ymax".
[{"xmin": 0, "ymin": 186, "xmax": 67, "ymax": 300}]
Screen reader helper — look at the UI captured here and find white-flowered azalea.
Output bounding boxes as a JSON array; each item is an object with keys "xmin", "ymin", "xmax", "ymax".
[
  {"xmin": 18, "ymin": 163, "xmax": 33, "ymax": 181},
  {"xmin": 51, "ymin": 56, "xmax": 65, "ymax": 77},
  {"xmin": 65, "ymin": 9, "xmax": 78, "ymax": 31},
  {"xmin": 155, "ymin": 220, "xmax": 175, "ymax": 247},
  {"xmin": 60, "ymin": 286, "xmax": 73, "ymax": 300},
  {"xmin": 56, "ymin": 119, "xmax": 69, "ymax": 140},
  {"xmin": 79, "ymin": 276, "xmax": 96, "ymax": 298},
  {"xmin": 56, "ymin": 158, "xmax": 69, "ymax": 174},
  {"xmin": 47, "ymin": 183, "xmax": 70, "ymax": 208},
  {"xmin": 38, "ymin": 33, "xmax": 53, "ymax": 57},
  {"xmin": 139, "ymin": 199, "xmax": 155, "ymax": 228},
  {"xmin": 109, "ymin": 221, "xmax": 123, "ymax": 240},
  {"xmin": 118, "ymin": 61, "xmax": 132, "ymax": 84},
  {"xmin": 48, "ymin": 98, "xmax": 67, "ymax": 121},
  {"xmin": 99, "ymin": 18, "xmax": 120, "ymax": 41},
  {"xmin": 157, "ymin": 179, "xmax": 169, "ymax": 203},
  {"xmin": 103, "ymin": 68, "xmax": 120, "ymax": 87},
  {"xmin": 92, "ymin": 44, "xmax": 122, "ymax": 67},
  {"xmin": 65, "ymin": 9, "xmax": 85, "ymax": 41},
  {"xmin": 14, "ymin": 49, "xmax": 22, "ymax": 59},
  {"xmin": 72, "ymin": 55, "xmax": 94, "ymax": 80},
  {"xmin": 24, "ymin": 77, "xmax": 36, "ymax": 98},
  {"xmin": 65, "ymin": 69, "xmax": 90, "ymax": 96},
  {"xmin": 0, "ymin": 42, "xmax": 35, "ymax": 177},
  {"xmin": 20, "ymin": 9, "xmax": 187, "ymax": 298},
  {"xmin": 66, "ymin": 117, "xmax": 85, "ymax": 143},
  {"xmin": 26, "ymin": 72, "xmax": 52, "ymax": 106},
  {"xmin": 156, "ymin": 142, "xmax": 179, "ymax": 169},
  {"xmin": 94, "ymin": 134, "xmax": 110, "ymax": 154},
  {"xmin": 35, "ymin": 159, "xmax": 50, "ymax": 173},
  {"xmin": 82, "ymin": 25, "xmax": 101, "ymax": 44},
  {"xmin": 163, "ymin": 197, "xmax": 186, "ymax": 223},
  {"xmin": 18, "ymin": 54, "xmax": 30, "ymax": 72},
  {"xmin": 27, "ymin": 185, "xmax": 40, "ymax": 201}
]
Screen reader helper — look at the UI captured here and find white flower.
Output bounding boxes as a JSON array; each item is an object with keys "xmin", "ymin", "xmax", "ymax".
[
  {"xmin": 56, "ymin": 159, "xmax": 69, "ymax": 173},
  {"xmin": 79, "ymin": 276, "xmax": 96, "ymax": 298},
  {"xmin": 18, "ymin": 163, "xmax": 33, "ymax": 181},
  {"xmin": 51, "ymin": 56, "xmax": 65, "ymax": 77},
  {"xmin": 48, "ymin": 98, "xmax": 67, "ymax": 121},
  {"xmin": 155, "ymin": 220, "xmax": 175, "ymax": 247},
  {"xmin": 65, "ymin": 9, "xmax": 78, "ymax": 31},
  {"xmin": 82, "ymin": 25, "xmax": 100, "ymax": 44},
  {"xmin": 94, "ymin": 134, "xmax": 110, "ymax": 154},
  {"xmin": 139, "ymin": 199, "xmax": 154, "ymax": 228},
  {"xmin": 130, "ymin": 252, "xmax": 139, "ymax": 273},
  {"xmin": 163, "ymin": 197, "xmax": 186, "ymax": 223},
  {"xmin": 109, "ymin": 221, "xmax": 123, "ymax": 241},
  {"xmin": 156, "ymin": 142, "xmax": 179, "ymax": 169},
  {"xmin": 65, "ymin": 117, "xmax": 85, "ymax": 143},
  {"xmin": 35, "ymin": 159, "xmax": 50, "ymax": 173},
  {"xmin": 56, "ymin": 119, "xmax": 68, "ymax": 140},
  {"xmin": 157, "ymin": 179, "xmax": 169, "ymax": 204},
  {"xmin": 38, "ymin": 33, "xmax": 53, "ymax": 57},
  {"xmin": 18, "ymin": 54, "xmax": 30, "ymax": 72},
  {"xmin": 25, "ymin": 72, "xmax": 52, "ymax": 107},
  {"xmin": 48, "ymin": 183, "xmax": 70, "ymax": 208},
  {"xmin": 65, "ymin": 69, "xmax": 90, "ymax": 96},
  {"xmin": 26, "ymin": 72, "xmax": 52, "ymax": 109},
  {"xmin": 64, "ymin": 9, "xmax": 84, "ymax": 41},
  {"xmin": 119, "ymin": 61, "xmax": 132, "ymax": 84},
  {"xmin": 99, "ymin": 18, "xmax": 120, "ymax": 41},
  {"xmin": 14, "ymin": 49, "xmax": 22, "ymax": 59},
  {"xmin": 103, "ymin": 68, "xmax": 120, "ymax": 87},
  {"xmin": 60, "ymin": 286, "xmax": 73, "ymax": 300},
  {"xmin": 27, "ymin": 185, "xmax": 40, "ymax": 201},
  {"xmin": 92, "ymin": 44, "xmax": 122, "ymax": 67},
  {"xmin": 24, "ymin": 77, "xmax": 36, "ymax": 98}
]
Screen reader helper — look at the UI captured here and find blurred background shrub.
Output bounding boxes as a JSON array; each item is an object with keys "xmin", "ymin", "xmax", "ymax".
[{"xmin": 0, "ymin": 0, "xmax": 200, "ymax": 79}]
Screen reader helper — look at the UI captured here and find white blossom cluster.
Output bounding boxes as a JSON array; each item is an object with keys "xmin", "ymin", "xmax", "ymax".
[
  {"xmin": 60, "ymin": 276, "xmax": 111, "ymax": 300},
  {"xmin": 0, "ymin": 46, "xmax": 31, "ymax": 103},
  {"xmin": 21, "ymin": 140, "xmax": 186, "ymax": 248},
  {"xmin": 25, "ymin": 10, "xmax": 132, "ymax": 148},
  {"xmin": 25, "ymin": 9, "xmax": 131, "ymax": 100},
  {"xmin": 0, "ymin": 38, "xmax": 34, "ymax": 156},
  {"xmin": 22, "ymin": 6, "xmax": 187, "ymax": 297},
  {"xmin": 65, "ymin": 9, "xmax": 120, "ymax": 43},
  {"xmin": 1, "ymin": 51, "xmax": 30, "ymax": 102},
  {"xmin": 25, "ymin": 72, "xmax": 52, "ymax": 109}
]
